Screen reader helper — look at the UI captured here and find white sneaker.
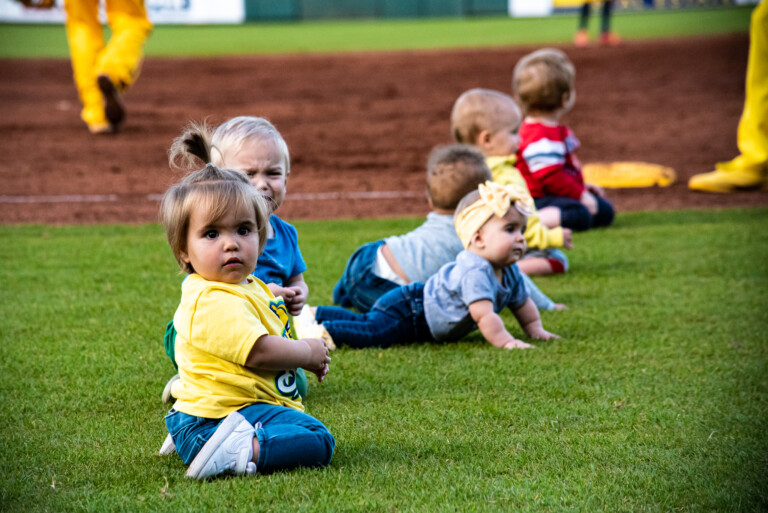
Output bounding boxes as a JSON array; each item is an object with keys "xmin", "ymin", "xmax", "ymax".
[
  {"xmin": 162, "ymin": 374, "xmax": 180, "ymax": 404},
  {"xmin": 185, "ymin": 411, "xmax": 256, "ymax": 480},
  {"xmin": 158, "ymin": 433, "xmax": 176, "ymax": 456},
  {"xmin": 294, "ymin": 305, "xmax": 336, "ymax": 350}
]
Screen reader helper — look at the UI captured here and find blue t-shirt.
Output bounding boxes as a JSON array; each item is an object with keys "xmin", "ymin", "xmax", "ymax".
[
  {"xmin": 423, "ymin": 250, "xmax": 528, "ymax": 342},
  {"xmin": 253, "ymin": 215, "xmax": 306, "ymax": 287}
]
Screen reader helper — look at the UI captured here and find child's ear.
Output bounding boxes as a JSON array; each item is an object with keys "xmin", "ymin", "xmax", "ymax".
[
  {"xmin": 476, "ymin": 129, "xmax": 493, "ymax": 151},
  {"xmin": 470, "ymin": 230, "xmax": 485, "ymax": 250},
  {"xmin": 561, "ymin": 91, "xmax": 571, "ymax": 108}
]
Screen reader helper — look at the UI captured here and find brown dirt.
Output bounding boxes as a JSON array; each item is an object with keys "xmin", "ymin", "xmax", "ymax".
[{"xmin": 1, "ymin": 33, "xmax": 766, "ymax": 225}]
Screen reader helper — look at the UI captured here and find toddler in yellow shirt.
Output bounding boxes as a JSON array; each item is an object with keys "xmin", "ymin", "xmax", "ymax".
[{"xmin": 160, "ymin": 165, "xmax": 333, "ymax": 480}]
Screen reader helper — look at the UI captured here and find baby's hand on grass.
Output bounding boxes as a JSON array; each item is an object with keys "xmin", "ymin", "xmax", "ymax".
[
  {"xmin": 528, "ymin": 328, "xmax": 560, "ymax": 340},
  {"xmin": 553, "ymin": 303, "xmax": 568, "ymax": 311},
  {"xmin": 503, "ymin": 339, "xmax": 535, "ymax": 349}
]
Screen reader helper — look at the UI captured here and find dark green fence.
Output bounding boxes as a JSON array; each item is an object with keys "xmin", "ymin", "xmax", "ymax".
[
  {"xmin": 243, "ymin": 0, "xmax": 745, "ymax": 21},
  {"xmin": 243, "ymin": 0, "xmax": 508, "ymax": 21}
]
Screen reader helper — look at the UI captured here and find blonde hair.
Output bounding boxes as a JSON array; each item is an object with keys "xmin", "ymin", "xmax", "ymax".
[
  {"xmin": 512, "ymin": 48, "xmax": 575, "ymax": 114},
  {"xmin": 451, "ymin": 88, "xmax": 520, "ymax": 145},
  {"xmin": 160, "ymin": 165, "xmax": 270, "ymax": 274},
  {"xmin": 169, "ymin": 116, "xmax": 290, "ymax": 175},
  {"xmin": 426, "ymin": 144, "xmax": 492, "ymax": 211}
]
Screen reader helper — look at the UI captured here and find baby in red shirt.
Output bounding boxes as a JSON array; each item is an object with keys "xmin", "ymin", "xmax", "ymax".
[{"xmin": 513, "ymin": 48, "xmax": 614, "ymax": 231}]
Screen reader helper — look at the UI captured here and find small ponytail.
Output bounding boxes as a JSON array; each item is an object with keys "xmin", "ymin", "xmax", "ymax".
[{"xmin": 169, "ymin": 120, "xmax": 215, "ymax": 170}]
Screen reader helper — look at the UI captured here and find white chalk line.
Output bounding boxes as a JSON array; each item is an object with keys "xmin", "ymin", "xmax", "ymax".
[{"xmin": 1, "ymin": 190, "xmax": 424, "ymax": 204}]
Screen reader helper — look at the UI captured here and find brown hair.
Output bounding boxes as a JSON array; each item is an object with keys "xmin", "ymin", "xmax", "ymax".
[
  {"xmin": 159, "ymin": 165, "xmax": 270, "ymax": 274},
  {"xmin": 451, "ymin": 88, "xmax": 520, "ymax": 145},
  {"xmin": 512, "ymin": 48, "xmax": 575, "ymax": 114},
  {"xmin": 426, "ymin": 144, "xmax": 492, "ymax": 211}
]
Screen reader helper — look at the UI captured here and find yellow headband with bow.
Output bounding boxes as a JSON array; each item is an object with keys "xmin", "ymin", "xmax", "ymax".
[{"xmin": 454, "ymin": 181, "xmax": 535, "ymax": 249}]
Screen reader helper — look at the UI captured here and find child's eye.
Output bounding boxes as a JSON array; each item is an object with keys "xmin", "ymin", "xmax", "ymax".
[
  {"xmin": 237, "ymin": 226, "xmax": 251, "ymax": 236},
  {"xmin": 204, "ymin": 230, "xmax": 218, "ymax": 239}
]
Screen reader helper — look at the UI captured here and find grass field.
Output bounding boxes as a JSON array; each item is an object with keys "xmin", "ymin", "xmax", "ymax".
[
  {"xmin": 0, "ymin": 6, "xmax": 752, "ymax": 58},
  {"xmin": 1, "ymin": 208, "xmax": 767, "ymax": 512},
  {"xmin": 1, "ymin": 5, "xmax": 766, "ymax": 511}
]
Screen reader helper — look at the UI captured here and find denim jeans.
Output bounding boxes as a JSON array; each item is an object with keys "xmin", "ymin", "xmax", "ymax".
[
  {"xmin": 165, "ymin": 403, "xmax": 335, "ymax": 473},
  {"xmin": 332, "ymin": 240, "xmax": 400, "ymax": 313},
  {"xmin": 534, "ymin": 195, "xmax": 615, "ymax": 231},
  {"xmin": 318, "ymin": 282, "xmax": 434, "ymax": 348}
]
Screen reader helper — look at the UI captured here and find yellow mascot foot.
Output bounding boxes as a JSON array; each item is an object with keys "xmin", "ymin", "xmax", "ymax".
[{"xmin": 688, "ymin": 168, "xmax": 766, "ymax": 193}]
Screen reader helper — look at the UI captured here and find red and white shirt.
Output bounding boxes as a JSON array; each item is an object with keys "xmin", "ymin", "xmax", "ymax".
[{"xmin": 516, "ymin": 120, "xmax": 585, "ymax": 200}]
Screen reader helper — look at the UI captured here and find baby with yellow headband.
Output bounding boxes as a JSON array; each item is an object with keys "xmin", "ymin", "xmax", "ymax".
[{"xmin": 309, "ymin": 181, "xmax": 559, "ymax": 350}]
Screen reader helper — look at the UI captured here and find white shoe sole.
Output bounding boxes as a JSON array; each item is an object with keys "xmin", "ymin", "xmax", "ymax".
[
  {"xmin": 158, "ymin": 433, "xmax": 176, "ymax": 456},
  {"xmin": 162, "ymin": 374, "xmax": 179, "ymax": 404},
  {"xmin": 185, "ymin": 412, "xmax": 248, "ymax": 480}
]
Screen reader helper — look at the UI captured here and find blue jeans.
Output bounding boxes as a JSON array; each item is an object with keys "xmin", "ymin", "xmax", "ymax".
[
  {"xmin": 332, "ymin": 240, "xmax": 400, "ymax": 313},
  {"xmin": 535, "ymin": 195, "xmax": 615, "ymax": 232},
  {"xmin": 318, "ymin": 282, "xmax": 434, "ymax": 348},
  {"xmin": 165, "ymin": 403, "xmax": 335, "ymax": 473}
]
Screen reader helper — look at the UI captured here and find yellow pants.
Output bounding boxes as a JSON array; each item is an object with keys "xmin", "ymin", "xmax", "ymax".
[
  {"xmin": 64, "ymin": 0, "xmax": 152, "ymax": 127},
  {"xmin": 717, "ymin": 1, "xmax": 768, "ymax": 175}
]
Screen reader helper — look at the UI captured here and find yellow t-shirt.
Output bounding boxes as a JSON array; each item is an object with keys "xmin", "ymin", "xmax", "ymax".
[
  {"xmin": 486, "ymin": 155, "xmax": 564, "ymax": 250},
  {"xmin": 171, "ymin": 273, "xmax": 304, "ymax": 419}
]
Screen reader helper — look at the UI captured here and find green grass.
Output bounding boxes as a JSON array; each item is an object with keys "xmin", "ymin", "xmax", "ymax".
[
  {"xmin": 1, "ymin": 208, "xmax": 766, "ymax": 512},
  {"xmin": 0, "ymin": 6, "xmax": 752, "ymax": 58}
]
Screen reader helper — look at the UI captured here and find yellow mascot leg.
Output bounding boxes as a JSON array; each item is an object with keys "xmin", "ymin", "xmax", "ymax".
[
  {"xmin": 689, "ymin": 2, "xmax": 768, "ymax": 192},
  {"xmin": 97, "ymin": 0, "xmax": 153, "ymax": 90},
  {"xmin": 64, "ymin": 0, "xmax": 108, "ymax": 132}
]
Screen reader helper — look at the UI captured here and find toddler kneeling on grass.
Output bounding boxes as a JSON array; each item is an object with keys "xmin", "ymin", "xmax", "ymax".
[
  {"xmin": 305, "ymin": 181, "xmax": 559, "ymax": 350},
  {"xmin": 159, "ymin": 165, "xmax": 333, "ymax": 480}
]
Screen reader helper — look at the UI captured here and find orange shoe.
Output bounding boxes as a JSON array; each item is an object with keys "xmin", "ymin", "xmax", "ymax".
[
  {"xmin": 600, "ymin": 32, "xmax": 621, "ymax": 46},
  {"xmin": 573, "ymin": 29, "xmax": 590, "ymax": 47}
]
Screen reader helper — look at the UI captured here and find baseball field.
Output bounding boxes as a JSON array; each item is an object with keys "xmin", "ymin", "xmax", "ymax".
[{"xmin": 1, "ymin": 6, "xmax": 767, "ymax": 512}]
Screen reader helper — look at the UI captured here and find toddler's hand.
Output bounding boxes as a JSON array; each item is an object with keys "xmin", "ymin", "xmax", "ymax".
[
  {"xmin": 562, "ymin": 228, "xmax": 574, "ymax": 250},
  {"xmin": 587, "ymin": 183, "xmax": 606, "ymax": 198},
  {"xmin": 503, "ymin": 339, "xmax": 535, "ymax": 349},
  {"xmin": 303, "ymin": 338, "xmax": 331, "ymax": 381},
  {"xmin": 313, "ymin": 363, "xmax": 330, "ymax": 383},
  {"xmin": 580, "ymin": 191, "xmax": 598, "ymax": 215},
  {"xmin": 553, "ymin": 303, "xmax": 568, "ymax": 311},
  {"xmin": 283, "ymin": 286, "xmax": 307, "ymax": 316}
]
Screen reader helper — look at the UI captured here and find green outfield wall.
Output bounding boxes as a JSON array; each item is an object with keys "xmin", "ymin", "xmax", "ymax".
[{"xmin": 243, "ymin": 0, "xmax": 748, "ymax": 21}]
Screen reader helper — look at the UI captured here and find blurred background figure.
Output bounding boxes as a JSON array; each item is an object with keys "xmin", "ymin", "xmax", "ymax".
[
  {"xmin": 689, "ymin": 1, "xmax": 768, "ymax": 193},
  {"xmin": 17, "ymin": 0, "xmax": 153, "ymax": 134},
  {"xmin": 574, "ymin": 0, "xmax": 620, "ymax": 47}
]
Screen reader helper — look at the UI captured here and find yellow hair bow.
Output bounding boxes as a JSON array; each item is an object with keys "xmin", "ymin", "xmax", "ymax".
[{"xmin": 454, "ymin": 181, "xmax": 535, "ymax": 249}]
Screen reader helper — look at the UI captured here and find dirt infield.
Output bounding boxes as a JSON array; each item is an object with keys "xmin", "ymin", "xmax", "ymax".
[{"xmin": 1, "ymin": 33, "xmax": 766, "ymax": 225}]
